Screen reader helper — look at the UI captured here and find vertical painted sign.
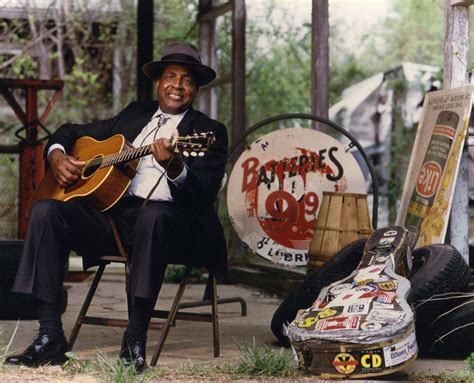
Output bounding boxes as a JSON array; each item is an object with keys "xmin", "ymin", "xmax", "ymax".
[
  {"xmin": 396, "ymin": 85, "xmax": 474, "ymax": 247},
  {"xmin": 227, "ymin": 128, "xmax": 366, "ymax": 266}
]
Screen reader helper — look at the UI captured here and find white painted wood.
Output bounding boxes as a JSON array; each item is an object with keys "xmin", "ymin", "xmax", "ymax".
[{"xmin": 444, "ymin": 0, "xmax": 470, "ymax": 263}]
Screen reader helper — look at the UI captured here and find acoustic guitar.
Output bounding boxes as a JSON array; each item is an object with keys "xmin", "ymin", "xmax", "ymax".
[{"xmin": 29, "ymin": 132, "xmax": 215, "ymax": 212}]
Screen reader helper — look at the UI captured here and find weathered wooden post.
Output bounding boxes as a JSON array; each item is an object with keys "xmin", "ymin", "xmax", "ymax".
[
  {"xmin": 444, "ymin": 0, "xmax": 471, "ymax": 264},
  {"xmin": 232, "ymin": 0, "xmax": 246, "ymax": 144},
  {"xmin": 311, "ymin": 0, "xmax": 329, "ymax": 120},
  {"xmin": 136, "ymin": 0, "xmax": 153, "ymax": 102}
]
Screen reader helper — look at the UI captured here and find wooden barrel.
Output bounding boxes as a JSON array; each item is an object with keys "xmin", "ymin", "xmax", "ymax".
[{"xmin": 307, "ymin": 192, "xmax": 373, "ymax": 270}]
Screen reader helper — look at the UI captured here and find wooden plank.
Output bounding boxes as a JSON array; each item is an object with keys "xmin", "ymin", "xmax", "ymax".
[
  {"xmin": 321, "ymin": 194, "xmax": 342, "ymax": 257},
  {"xmin": 136, "ymin": 0, "xmax": 153, "ymax": 102},
  {"xmin": 201, "ymin": 73, "xmax": 232, "ymax": 91},
  {"xmin": 309, "ymin": 192, "xmax": 331, "ymax": 260},
  {"xmin": 198, "ymin": 1, "xmax": 232, "ymax": 22},
  {"xmin": 357, "ymin": 195, "xmax": 373, "ymax": 234},
  {"xmin": 450, "ymin": 0, "xmax": 474, "ymax": 5},
  {"xmin": 198, "ymin": 0, "xmax": 217, "ymax": 117},
  {"xmin": 232, "ymin": 0, "xmax": 246, "ymax": 144},
  {"xmin": 340, "ymin": 195, "xmax": 358, "ymax": 246},
  {"xmin": 0, "ymin": 78, "xmax": 63, "ymax": 90},
  {"xmin": 311, "ymin": 0, "xmax": 329, "ymax": 119},
  {"xmin": 444, "ymin": 0, "xmax": 470, "ymax": 264}
]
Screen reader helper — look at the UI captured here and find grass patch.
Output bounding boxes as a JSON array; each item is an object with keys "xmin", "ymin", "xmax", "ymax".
[
  {"xmin": 232, "ymin": 338, "xmax": 299, "ymax": 377},
  {"xmin": 0, "ymin": 322, "xmax": 19, "ymax": 369},
  {"xmin": 413, "ymin": 370, "xmax": 474, "ymax": 383},
  {"xmin": 63, "ymin": 351, "xmax": 164, "ymax": 383},
  {"xmin": 465, "ymin": 352, "xmax": 474, "ymax": 370},
  {"xmin": 60, "ymin": 340, "xmax": 301, "ymax": 381}
]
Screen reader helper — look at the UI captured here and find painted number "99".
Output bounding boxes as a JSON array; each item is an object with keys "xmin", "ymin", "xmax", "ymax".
[{"xmin": 264, "ymin": 190, "xmax": 319, "ymax": 225}]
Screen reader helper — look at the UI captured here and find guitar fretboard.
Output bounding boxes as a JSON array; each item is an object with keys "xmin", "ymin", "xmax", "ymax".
[{"xmin": 83, "ymin": 134, "xmax": 214, "ymax": 171}]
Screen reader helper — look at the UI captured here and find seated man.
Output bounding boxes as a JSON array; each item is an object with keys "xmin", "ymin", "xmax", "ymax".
[{"xmin": 5, "ymin": 41, "xmax": 228, "ymax": 371}]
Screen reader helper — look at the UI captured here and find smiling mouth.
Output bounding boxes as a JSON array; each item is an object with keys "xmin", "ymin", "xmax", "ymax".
[{"xmin": 168, "ymin": 93, "xmax": 183, "ymax": 101}]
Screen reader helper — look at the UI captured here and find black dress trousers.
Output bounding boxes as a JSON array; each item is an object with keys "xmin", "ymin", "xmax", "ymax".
[{"xmin": 12, "ymin": 197, "xmax": 195, "ymax": 305}]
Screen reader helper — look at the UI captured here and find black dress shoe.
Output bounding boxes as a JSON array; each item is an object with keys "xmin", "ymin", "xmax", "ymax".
[
  {"xmin": 119, "ymin": 336, "xmax": 147, "ymax": 373},
  {"xmin": 5, "ymin": 333, "xmax": 68, "ymax": 367}
]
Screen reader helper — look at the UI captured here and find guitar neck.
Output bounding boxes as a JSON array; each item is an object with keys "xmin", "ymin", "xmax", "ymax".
[
  {"xmin": 97, "ymin": 134, "xmax": 212, "ymax": 168},
  {"xmin": 101, "ymin": 144, "xmax": 153, "ymax": 168}
]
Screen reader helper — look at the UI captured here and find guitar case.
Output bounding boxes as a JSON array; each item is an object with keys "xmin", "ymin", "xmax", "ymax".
[{"xmin": 287, "ymin": 226, "xmax": 417, "ymax": 379}]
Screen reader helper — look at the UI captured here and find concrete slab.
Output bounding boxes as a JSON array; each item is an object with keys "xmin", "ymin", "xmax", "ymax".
[{"xmin": 0, "ymin": 271, "xmax": 469, "ymax": 381}]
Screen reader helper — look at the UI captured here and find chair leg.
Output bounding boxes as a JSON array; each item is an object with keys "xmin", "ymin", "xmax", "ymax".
[
  {"xmin": 149, "ymin": 266, "xmax": 192, "ymax": 366},
  {"xmin": 68, "ymin": 264, "xmax": 106, "ymax": 350},
  {"xmin": 210, "ymin": 275, "xmax": 220, "ymax": 357},
  {"xmin": 125, "ymin": 261, "xmax": 132, "ymax": 318}
]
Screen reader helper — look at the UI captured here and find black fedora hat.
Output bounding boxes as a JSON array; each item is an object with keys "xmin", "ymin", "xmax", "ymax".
[{"xmin": 142, "ymin": 42, "xmax": 216, "ymax": 87}]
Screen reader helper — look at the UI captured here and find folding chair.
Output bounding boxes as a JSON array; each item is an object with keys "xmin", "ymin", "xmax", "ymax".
[{"xmin": 67, "ymin": 217, "xmax": 247, "ymax": 366}]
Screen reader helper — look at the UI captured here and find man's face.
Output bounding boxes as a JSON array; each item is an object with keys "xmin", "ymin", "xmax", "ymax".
[{"xmin": 156, "ymin": 64, "xmax": 198, "ymax": 114}]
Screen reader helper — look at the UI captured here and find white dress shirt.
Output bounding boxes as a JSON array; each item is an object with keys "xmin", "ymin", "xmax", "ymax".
[
  {"xmin": 47, "ymin": 107, "xmax": 188, "ymax": 202},
  {"xmin": 125, "ymin": 108, "xmax": 188, "ymax": 201}
]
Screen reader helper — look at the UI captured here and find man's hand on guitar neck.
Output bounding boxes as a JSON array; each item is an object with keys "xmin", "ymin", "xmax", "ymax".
[
  {"xmin": 150, "ymin": 138, "xmax": 184, "ymax": 179},
  {"xmin": 48, "ymin": 149, "xmax": 86, "ymax": 187}
]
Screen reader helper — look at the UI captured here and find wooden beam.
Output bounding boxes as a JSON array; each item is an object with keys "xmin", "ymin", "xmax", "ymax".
[
  {"xmin": 198, "ymin": 1, "xmax": 232, "ymax": 22},
  {"xmin": 311, "ymin": 0, "xmax": 329, "ymax": 120},
  {"xmin": 232, "ymin": 0, "xmax": 246, "ymax": 145},
  {"xmin": 450, "ymin": 0, "xmax": 473, "ymax": 6},
  {"xmin": 444, "ymin": 0, "xmax": 470, "ymax": 263},
  {"xmin": 136, "ymin": 0, "xmax": 153, "ymax": 102},
  {"xmin": 0, "ymin": 78, "xmax": 63, "ymax": 90},
  {"xmin": 201, "ymin": 73, "xmax": 232, "ymax": 91},
  {"xmin": 198, "ymin": 0, "xmax": 218, "ymax": 118}
]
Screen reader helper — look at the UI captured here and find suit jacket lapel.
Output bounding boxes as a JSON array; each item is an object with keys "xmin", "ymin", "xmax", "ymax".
[
  {"xmin": 177, "ymin": 106, "xmax": 197, "ymax": 136},
  {"xmin": 129, "ymin": 102, "xmax": 158, "ymax": 142}
]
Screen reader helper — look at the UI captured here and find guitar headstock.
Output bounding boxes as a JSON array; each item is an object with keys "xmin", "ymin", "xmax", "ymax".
[{"xmin": 174, "ymin": 132, "xmax": 216, "ymax": 157}]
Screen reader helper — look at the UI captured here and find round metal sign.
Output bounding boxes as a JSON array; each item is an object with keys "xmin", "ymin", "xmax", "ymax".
[{"xmin": 227, "ymin": 127, "xmax": 367, "ymax": 267}]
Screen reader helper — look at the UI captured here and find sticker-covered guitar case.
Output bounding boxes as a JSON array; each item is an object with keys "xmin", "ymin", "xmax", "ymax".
[{"xmin": 287, "ymin": 226, "xmax": 417, "ymax": 379}]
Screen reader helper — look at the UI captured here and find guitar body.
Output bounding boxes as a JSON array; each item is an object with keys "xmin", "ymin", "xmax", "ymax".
[{"xmin": 31, "ymin": 135, "xmax": 140, "ymax": 212}]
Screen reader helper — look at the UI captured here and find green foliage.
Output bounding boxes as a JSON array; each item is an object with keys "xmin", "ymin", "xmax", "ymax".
[
  {"xmin": 329, "ymin": 55, "xmax": 370, "ymax": 105},
  {"xmin": 154, "ymin": 0, "xmax": 198, "ymax": 58},
  {"xmin": 10, "ymin": 54, "xmax": 38, "ymax": 79},
  {"xmin": 64, "ymin": 351, "xmax": 168, "ymax": 382},
  {"xmin": 64, "ymin": 57, "xmax": 101, "ymax": 118},
  {"xmin": 362, "ymin": 0, "xmax": 445, "ymax": 72},
  {"xmin": 0, "ymin": 154, "xmax": 19, "ymax": 238},
  {"xmin": 63, "ymin": 351, "xmax": 95, "ymax": 375},
  {"xmin": 234, "ymin": 338, "xmax": 298, "ymax": 376},
  {"xmin": 465, "ymin": 352, "xmax": 474, "ymax": 369}
]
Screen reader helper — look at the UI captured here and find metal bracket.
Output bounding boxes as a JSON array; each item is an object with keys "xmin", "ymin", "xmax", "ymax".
[{"xmin": 14, "ymin": 120, "xmax": 52, "ymax": 143}]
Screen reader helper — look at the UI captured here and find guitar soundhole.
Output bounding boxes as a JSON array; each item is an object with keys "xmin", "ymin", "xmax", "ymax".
[{"xmin": 82, "ymin": 156, "xmax": 103, "ymax": 178}]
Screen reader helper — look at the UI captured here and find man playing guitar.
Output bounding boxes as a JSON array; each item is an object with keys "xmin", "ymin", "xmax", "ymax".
[{"xmin": 5, "ymin": 42, "xmax": 228, "ymax": 372}]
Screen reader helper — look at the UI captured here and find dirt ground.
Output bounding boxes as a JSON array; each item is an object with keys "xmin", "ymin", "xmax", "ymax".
[{"xmin": 0, "ymin": 273, "xmax": 470, "ymax": 382}]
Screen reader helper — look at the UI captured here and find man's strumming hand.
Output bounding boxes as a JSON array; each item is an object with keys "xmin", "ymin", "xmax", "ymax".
[
  {"xmin": 48, "ymin": 149, "xmax": 86, "ymax": 187},
  {"xmin": 150, "ymin": 138, "xmax": 184, "ymax": 179}
]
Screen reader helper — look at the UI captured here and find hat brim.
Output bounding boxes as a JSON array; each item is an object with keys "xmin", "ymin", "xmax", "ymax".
[{"xmin": 142, "ymin": 60, "xmax": 216, "ymax": 87}]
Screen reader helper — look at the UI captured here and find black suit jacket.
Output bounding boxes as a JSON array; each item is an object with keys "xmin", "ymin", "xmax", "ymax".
[{"xmin": 46, "ymin": 101, "xmax": 228, "ymax": 278}]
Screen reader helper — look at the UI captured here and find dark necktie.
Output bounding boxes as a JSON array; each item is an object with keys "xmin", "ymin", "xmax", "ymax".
[{"xmin": 157, "ymin": 113, "xmax": 170, "ymax": 129}]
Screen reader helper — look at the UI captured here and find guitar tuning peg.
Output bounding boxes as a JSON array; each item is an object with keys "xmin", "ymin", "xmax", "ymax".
[
  {"xmin": 191, "ymin": 152, "xmax": 197, "ymax": 157},
  {"xmin": 198, "ymin": 152, "xmax": 205, "ymax": 157},
  {"xmin": 183, "ymin": 151, "xmax": 189, "ymax": 157}
]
